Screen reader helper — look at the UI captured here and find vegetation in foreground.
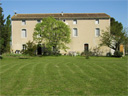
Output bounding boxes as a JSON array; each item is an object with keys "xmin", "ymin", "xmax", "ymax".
[{"xmin": 0, "ymin": 56, "xmax": 127, "ymax": 95}]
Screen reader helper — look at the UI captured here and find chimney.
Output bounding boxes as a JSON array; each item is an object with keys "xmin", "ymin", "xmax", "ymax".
[
  {"xmin": 14, "ymin": 11, "xmax": 17, "ymax": 16},
  {"xmin": 61, "ymin": 11, "xmax": 63, "ymax": 16}
]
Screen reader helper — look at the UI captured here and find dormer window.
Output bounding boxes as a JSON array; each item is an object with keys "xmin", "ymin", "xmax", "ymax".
[
  {"xmin": 37, "ymin": 20, "xmax": 41, "ymax": 23},
  {"xmin": 73, "ymin": 19, "xmax": 77, "ymax": 24},
  {"xmin": 63, "ymin": 19, "xmax": 66, "ymax": 22},
  {"xmin": 95, "ymin": 19, "xmax": 99, "ymax": 24},
  {"xmin": 22, "ymin": 20, "xmax": 26, "ymax": 25}
]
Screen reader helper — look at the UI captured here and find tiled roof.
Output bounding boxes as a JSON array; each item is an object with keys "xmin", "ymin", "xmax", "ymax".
[{"xmin": 11, "ymin": 13, "xmax": 110, "ymax": 20}]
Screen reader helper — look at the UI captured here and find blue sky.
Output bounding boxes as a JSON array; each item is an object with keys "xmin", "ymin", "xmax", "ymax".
[{"xmin": 1, "ymin": 0, "xmax": 128, "ymax": 28}]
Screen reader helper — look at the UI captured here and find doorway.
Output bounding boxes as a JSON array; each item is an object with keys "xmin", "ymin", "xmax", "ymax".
[
  {"xmin": 84, "ymin": 44, "xmax": 89, "ymax": 51},
  {"xmin": 37, "ymin": 44, "xmax": 42, "ymax": 55}
]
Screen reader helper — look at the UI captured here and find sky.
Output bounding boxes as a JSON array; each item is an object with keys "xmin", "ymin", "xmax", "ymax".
[{"xmin": 0, "ymin": 0, "xmax": 128, "ymax": 28}]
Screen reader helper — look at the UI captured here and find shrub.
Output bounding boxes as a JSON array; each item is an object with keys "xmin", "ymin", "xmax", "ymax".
[
  {"xmin": 84, "ymin": 50, "xmax": 91, "ymax": 59},
  {"xmin": 81, "ymin": 52, "xmax": 85, "ymax": 56},
  {"xmin": 81, "ymin": 51, "xmax": 91, "ymax": 59},
  {"xmin": 76, "ymin": 51, "xmax": 80, "ymax": 56},
  {"xmin": 114, "ymin": 51, "xmax": 123, "ymax": 57},
  {"xmin": 0, "ymin": 55, "xmax": 3, "ymax": 59},
  {"xmin": 21, "ymin": 41, "xmax": 37, "ymax": 56},
  {"xmin": 90, "ymin": 47, "xmax": 103, "ymax": 56},
  {"xmin": 68, "ymin": 51, "xmax": 77, "ymax": 56},
  {"xmin": 106, "ymin": 52, "xmax": 112, "ymax": 57}
]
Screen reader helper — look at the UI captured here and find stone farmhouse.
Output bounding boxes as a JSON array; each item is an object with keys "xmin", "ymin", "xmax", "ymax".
[{"xmin": 11, "ymin": 13, "xmax": 111, "ymax": 55}]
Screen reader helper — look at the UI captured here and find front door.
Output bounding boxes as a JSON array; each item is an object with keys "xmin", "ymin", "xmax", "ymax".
[
  {"xmin": 84, "ymin": 44, "xmax": 89, "ymax": 51},
  {"xmin": 37, "ymin": 44, "xmax": 42, "ymax": 55}
]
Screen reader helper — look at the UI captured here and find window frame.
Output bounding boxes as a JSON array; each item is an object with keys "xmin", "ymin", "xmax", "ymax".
[
  {"xmin": 22, "ymin": 44, "xmax": 26, "ymax": 50},
  {"xmin": 95, "ymin": 28, "xmax": 100, "ymax": 37},
  {"xmin": 73, "ymin": 28, "xmax": 78, "ymax": 37},
  {"xmin": 21, "ymin": 29, "xmax": 27, "ymax": 38}
]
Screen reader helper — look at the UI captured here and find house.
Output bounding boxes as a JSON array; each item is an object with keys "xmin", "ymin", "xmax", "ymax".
[{"xmin": 11, "ymin": 13, "xmax": 111, "ymax": 55}]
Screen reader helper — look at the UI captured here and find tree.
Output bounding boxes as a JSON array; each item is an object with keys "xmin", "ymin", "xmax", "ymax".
[
  {"xmin": 110, "ymin": 18, "xmax": 123, "ymax": 35},
  {"xmin": 21, "ymin": 41, "xmax": 37, "ymax": 56},
  {"xmin": 4, "ymin": 15, "xmax": 11, "ymax": 52},
  {"xmin": 33, "ymin": 17, "xmax": 71, "ymax": 55},
  {"xmin": 0, "ymin": 3, "xmax": 11, "ymax": 54},
  {"xmin": 100, "ymin": 17, "xmax": 127, "ymax": 51},
  {"xmin": 0, "ymin": 3, "xmax": 5, "ymax": 54}
]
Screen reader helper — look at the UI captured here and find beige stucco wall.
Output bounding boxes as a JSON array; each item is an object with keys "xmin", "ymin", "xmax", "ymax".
[{"xmin": 11, "ymin": 18, "xmax": 110, "ymax": 55}]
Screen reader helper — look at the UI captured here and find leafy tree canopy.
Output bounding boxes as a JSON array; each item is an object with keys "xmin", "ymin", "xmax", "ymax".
[
  {"xmin": 100, "ymin": 17, "xmax": 128, "ymax": 51},
  {"xmin": 33, "ymin": 17, "xmax": 71, "ymax": 54}
]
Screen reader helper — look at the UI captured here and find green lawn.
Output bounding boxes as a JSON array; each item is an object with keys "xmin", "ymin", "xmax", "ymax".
[{"xmin": 0, "ymin": 56, "xmax": 127, "ymax": 95}]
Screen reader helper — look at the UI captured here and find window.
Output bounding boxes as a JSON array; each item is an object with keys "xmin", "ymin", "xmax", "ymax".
[
  {"xmin": 22, "ymin": 20, "xmax": 26, "ymax": 25},
  {"xmin": 37, "ymin": 20, "xmax": 41, "ymax": 23},
  {"xmin": 95, "ymin": 28, "xmax": 100, "ymax": 37},
  {"xmin": 95, "ymin": 19, "xmax": 99, "ymax": 24},
  {"xmin": 73, "ymin": 28, "xmax": 78, "ymax": 37},
  {"xmin": 73, "ymin": 19, "xmax": 77, "ymax": 24},
  {"xmin": 63, "ymin": 19, "xmax": 66, "ymax": 22},
  {"xmin": 21, "ymin": 29, "xmax": 27, "ymax": 38},
  {"xmin": 22, "ymin": 44, "xmax": 26, "ymax": 50}
]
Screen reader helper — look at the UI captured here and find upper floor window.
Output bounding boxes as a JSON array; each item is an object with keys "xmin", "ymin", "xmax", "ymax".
[
  {"xmin": 73, "ymin": 19, "xmax": 77, "ymax": 24},
  {"xmin": 37, "ymin": 20, "xmax": 41, "ymax": 23},
  {"xmin": 73, "ymin": 28, "xmax": 78, "ymax": 37},
  {"xmin": 95, "ymin": 28, "xmax": 100, "ymax": 37},
  {"xmin": 21, "ymin": 29, "xmax": 27, "ymax": 38},
  {"xmin": 22, "ymin": 20, "xmax": 26, "ymax": 25},
  {"xmin": 95, "ymin": 19, "xmax": 99, "ymax": 24}
]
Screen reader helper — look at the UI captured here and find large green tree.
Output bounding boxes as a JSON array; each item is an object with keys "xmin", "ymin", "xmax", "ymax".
[
  {"xmin": 0, "ymin": 3, "xmax": 5, "ymax": 54},
  {"xmin": 100, "ymin": 17, "xmax": 127, "ymax": 51},
  {"xmin": 4, "ymin": 15, "xmax": 11, "ymax": 52},
  {"xmin": 0, "ymin": 3, "xmax": 11, "ymax": 54},
  {"xmin": 33, "ymin": 17, "xmax": 71, "ymax": 54}
]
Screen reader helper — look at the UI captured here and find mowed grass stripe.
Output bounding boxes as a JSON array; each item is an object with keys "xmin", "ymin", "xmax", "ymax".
[
  {"xmin": 23, "ymin": 62, "xmax": 53, "ymax": 95},
  {"xmin": 0, "ymin": 56, "xmax": 127, "ymax": 95},
  {"xmin": 70, "ymin": 60, "xmax": 127, "ymax": 95},
  {"xmin": 20, "ymin": 63, "xmax": 40, "ymax": 95},
  {"xmin": 0, "ymin": 59, "xmax": 30, "ymax": 74},
  {"xmin": 9, "ymin": 63, "xmax": 36, "ymax": 95},
  {"xmin": 20, "ymin": 58, "xmax": 56, "ymax": 95},
  {"xmin": 0, "ymin": 63, "xmax": 35, "ymax": 95},
  {"xmin": 59, "ymin": 62, "xmax": 93, "ymax": 95},
  {"xmin": 95, "ymin": 62, "xmax": 126, "ymax": 77}
]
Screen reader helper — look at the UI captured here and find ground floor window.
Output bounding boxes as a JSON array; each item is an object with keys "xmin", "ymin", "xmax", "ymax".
[{"xmin": 22, "ymin": 44, "xmax": 26, "ymax": 50}]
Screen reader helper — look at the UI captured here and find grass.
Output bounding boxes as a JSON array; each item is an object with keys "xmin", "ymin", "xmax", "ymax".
[{"xmin": 0, "ymin": 56, "xmax": 127, "ymax": 95}]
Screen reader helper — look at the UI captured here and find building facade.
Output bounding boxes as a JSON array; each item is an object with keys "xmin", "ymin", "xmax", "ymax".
[{"xmin": 11, "ymin": 13, "xmax": 111, "ymax": 55}]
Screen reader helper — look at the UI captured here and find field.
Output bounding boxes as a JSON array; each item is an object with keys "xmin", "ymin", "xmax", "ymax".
[{"xmin": 0, "ymin": 56, "xmax": 127, "ymax": 95}]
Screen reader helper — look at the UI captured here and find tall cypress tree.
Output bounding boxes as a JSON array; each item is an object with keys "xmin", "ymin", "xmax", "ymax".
[
  {"xmin": 0, "ymin": 3, "xmax": 5, "ymax": 54},
  {"xmin": 4, "ymin": 15, "xmax": 11, "ymax": 52},
  {"xmin": 0, "ymin": 3, "xmax": 11, "ymax": 54}
]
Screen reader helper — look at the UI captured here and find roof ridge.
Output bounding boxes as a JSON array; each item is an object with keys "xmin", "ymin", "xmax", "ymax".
[
  {"xmin": 16, "ymin": 13, "xmax": 107, "ymax": 15},
  {"xmin": 12, "ymin": 13, "xmax": 110, "ymax": 20}
]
